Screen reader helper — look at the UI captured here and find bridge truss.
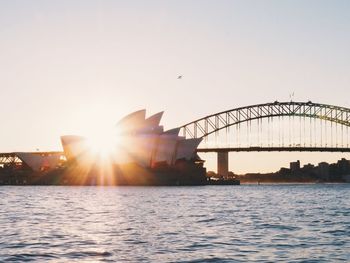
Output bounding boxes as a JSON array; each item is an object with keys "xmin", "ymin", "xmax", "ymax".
[{"xmin": 180, "ymin": 101, "xmax": 350, "ymax": 151}]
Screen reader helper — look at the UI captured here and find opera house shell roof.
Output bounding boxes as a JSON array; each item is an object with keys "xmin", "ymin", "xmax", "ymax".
[{"xmin": 60, "ymin": 110, "xmax": 202, "ymax": 168}]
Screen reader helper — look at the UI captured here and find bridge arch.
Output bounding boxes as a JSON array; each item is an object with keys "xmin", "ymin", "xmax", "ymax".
[{"xmin": 180, "ymin": 101, "xmax": 350, "ymax": 139}]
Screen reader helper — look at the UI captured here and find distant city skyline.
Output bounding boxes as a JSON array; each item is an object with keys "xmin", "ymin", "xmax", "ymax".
[{"xmin": 1, "ymin": 0, "xmax": 350, "ymax": 172}]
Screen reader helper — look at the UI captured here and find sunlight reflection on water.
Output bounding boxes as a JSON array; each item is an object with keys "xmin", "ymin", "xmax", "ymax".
[{"xmin": 0, "ymin": 184, "xmax": 349, "ymax": 262}]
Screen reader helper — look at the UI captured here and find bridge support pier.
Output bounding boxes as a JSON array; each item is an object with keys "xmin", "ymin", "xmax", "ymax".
[{"xmin": 217, "ymin": 151, "xmax": 229, "ymax": 177}]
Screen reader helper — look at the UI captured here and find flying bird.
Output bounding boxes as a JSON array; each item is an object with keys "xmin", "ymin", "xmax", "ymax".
[{"xmin": 177, "ymin": 75, "xmax": 183, "ymax": 79}]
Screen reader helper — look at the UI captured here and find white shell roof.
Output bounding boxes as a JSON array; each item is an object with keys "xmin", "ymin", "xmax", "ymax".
[{"xmin": 61, "ymin": 110, "xmax": 202, "ymax": 166}]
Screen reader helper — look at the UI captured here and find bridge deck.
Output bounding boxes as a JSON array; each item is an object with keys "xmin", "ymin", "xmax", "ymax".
[{"xmin": 197, "ymin": 147, "xmax": 350, "ymax": 153}]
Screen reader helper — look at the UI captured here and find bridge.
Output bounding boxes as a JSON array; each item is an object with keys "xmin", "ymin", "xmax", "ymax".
[{"xmin": 180, "ymin": 101, "xmax": 350, "ymax": 176}]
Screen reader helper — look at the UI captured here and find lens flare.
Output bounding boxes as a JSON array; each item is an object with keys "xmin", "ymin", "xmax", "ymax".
[{"xmin": 85, "ymin": 129, "xmax": 120, "ymax": 159}]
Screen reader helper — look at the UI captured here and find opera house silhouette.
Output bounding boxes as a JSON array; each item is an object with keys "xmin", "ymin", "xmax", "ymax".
[{"xmin": 6, "ymin": 110, "xmax": 207, "ymax": 185}]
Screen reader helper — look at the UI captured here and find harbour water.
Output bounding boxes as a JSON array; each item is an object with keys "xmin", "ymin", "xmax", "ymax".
[{"xmin": 0, "ymin": 184, "xmax": 349, "ymax": 262}]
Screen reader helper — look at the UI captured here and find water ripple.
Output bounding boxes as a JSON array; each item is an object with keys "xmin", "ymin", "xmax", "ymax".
[{"xmin": 0, "ymin": 185, "xmax": 349, "ymax": 262}]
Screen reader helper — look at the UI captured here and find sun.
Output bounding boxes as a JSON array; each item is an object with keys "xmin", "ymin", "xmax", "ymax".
[{"xmin": 85, "ymin": 128, "xmax": 121, "ymax": 159}]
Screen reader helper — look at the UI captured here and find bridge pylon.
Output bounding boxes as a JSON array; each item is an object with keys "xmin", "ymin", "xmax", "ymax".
[{"xmin": 217, "ymin": 151, "xmax": 229, "ymax": 177}]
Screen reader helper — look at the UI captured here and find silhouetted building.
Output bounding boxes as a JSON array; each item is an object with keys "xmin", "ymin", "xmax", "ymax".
[
  {"xmin": 337, "ymin": 158, "xmax": 350, "ymax": 174},
  {"xmin": 302, "ymin": 163, "xmax": 314, "ymax": 170},
  {"xmin": 316, "ymin": 162, "xmax": 330, "ymax": 180},
  {"xmin": 290, "ymin": 160, "xmax": 300, "ymax": 172},
  {"xmin": 279, "ymin": 167, "xmax": 290, "ymax": 175}
]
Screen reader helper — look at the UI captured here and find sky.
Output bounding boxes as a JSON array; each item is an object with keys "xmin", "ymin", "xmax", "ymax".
[{"xmin": 1, "ymin": 0, "xmax": 350, "ymax": 173}]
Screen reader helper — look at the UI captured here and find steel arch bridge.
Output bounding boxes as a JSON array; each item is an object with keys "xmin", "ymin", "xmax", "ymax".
[
  {"xmin": 180, "ymin": 101, "xmax": 350, "ymax": 175},
  {"xmin": 181, "ymin": 101, "xmax": 350, "ymax": 142}
]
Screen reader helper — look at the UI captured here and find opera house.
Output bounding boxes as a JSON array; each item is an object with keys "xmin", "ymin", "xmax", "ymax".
[
  {"xmin": 1, "ymin": 110, "xmax": 207, "ymax": 185},
  {"xmin": 61, "ymin": 109, "xmax": 202, "ymax": 170}
]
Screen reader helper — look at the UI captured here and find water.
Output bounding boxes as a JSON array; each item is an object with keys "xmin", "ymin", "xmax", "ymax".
[{"xmin": 0, "ymin": 184, "xmax": 349, "ymax": 262}]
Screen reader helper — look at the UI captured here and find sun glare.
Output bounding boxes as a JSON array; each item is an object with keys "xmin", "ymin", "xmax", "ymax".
[{"xmin": 85, "ymin": 128, "xmax": 121, "ymax": 159}]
